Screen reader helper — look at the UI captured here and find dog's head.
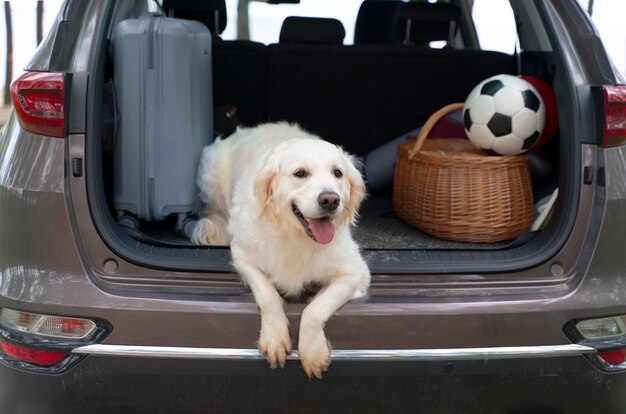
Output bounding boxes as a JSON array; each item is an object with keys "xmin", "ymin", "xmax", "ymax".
[{"xmin": 255, "ymin": 138, "xmax": 366, "ymax": 245}]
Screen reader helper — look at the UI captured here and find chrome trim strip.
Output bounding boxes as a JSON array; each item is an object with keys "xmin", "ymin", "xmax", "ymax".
[{"xmin": 73, "ymin": 344, "xmax": 595, "ymax": 361}]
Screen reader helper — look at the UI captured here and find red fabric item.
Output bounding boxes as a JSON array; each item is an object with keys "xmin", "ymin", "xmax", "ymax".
[
  {"xmin": 429, "ymin": 109, "xmax": 467, "ymax": 138},
  {"xmin": 522, "ymin": 75, "xmax": 559, "ymax": 150}
]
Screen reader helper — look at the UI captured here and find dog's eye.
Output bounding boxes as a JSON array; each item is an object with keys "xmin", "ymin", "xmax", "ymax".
[
  {"xmin": 333, "ymin": 169, "xmax": 343, "ymax": 178},
  {"xmin": 294, "ymin": 169, "xmax": 308, "ymax": 178}
]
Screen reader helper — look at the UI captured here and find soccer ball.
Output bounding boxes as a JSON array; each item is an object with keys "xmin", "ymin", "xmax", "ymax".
[{"xmin": 463, "ymin": 74, "xmax": 546, "ymax": 155}]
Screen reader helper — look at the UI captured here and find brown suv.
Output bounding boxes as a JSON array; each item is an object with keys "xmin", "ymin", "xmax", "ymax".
[{"xmin": 2, "ymin": 0, "xmax": 626, "ymax": 412}]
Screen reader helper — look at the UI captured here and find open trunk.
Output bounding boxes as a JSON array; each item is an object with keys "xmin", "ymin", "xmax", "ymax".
[{"xmin": 88, "ymin": 0, "xmax": 585, "ymax": 278}]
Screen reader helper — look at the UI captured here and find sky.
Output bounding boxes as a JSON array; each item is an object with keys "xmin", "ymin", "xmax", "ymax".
[{"xmin": 0, "ymin": 0, "xmax": 624, "ymax": 94}]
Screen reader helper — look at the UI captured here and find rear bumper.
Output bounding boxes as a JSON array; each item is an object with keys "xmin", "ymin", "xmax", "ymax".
[{"xmin": 1, "ymin": 351, "xmax": 625, "ymax": 414}]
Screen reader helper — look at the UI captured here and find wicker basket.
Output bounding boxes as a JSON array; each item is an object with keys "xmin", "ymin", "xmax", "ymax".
[{"xmin": 392, "ymin": 103, "xmax": 534, "ymax": 243}]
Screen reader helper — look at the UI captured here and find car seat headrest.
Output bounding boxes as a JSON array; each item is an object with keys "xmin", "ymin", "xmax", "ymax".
[
  {"xmin": 162, "ymin": 0, "xmax": 227, "ymax": 36},
  {"xmin": 354, "ymin": 0, "xmax": 462, "ymax": 46},
  {"xmin": 354, "ymin": 0, "xmax": 402, "ymax": 44},
  {"xmin": 279, "ymin": 16, "xmax": 346, "ymax": 45},
  {"xmin": 392, "ymin": 2, "xmax": 461, "ymax": 46}
]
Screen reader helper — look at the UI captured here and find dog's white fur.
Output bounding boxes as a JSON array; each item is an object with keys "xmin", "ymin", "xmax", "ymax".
[{"xmin": 191, "ymin": 122, "xmax": 370, "ymax": 378}]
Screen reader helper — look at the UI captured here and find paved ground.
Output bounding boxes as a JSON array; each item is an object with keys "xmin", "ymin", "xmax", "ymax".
[{"xmin": 0, "ymin": 105, "xmax": 12, "ymax": 128}]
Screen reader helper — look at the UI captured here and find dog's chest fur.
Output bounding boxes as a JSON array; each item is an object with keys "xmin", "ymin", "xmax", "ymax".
[{"xmin": 244, "ymin": 226, "xmax": 350, "ymax": 298}]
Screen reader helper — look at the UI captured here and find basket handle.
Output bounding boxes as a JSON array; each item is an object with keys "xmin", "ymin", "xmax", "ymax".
[{"xmin": 408, "ymin": 102, "xmax": 465, "ymax": 159}]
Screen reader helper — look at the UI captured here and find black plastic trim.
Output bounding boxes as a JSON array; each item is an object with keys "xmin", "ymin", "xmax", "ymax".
[
  {"xmin": 68, "ymin": 72, "xmax": 88, "ymax": 134},
  {"xmin": 590, "ymin": 85, "xmax": 606, "ymax": 146}
]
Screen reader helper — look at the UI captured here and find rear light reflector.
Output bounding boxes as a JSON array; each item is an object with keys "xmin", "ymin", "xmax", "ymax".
[
  {"xmin": 599, "ymin": 349, "xmax": 626, "ymax": 365},
  {"xmin": 0, "ymin": 338, "xmax": 67, "ymax": 366},
  {"xmin": 0, "ymin": 308, "xmax": 97, "ymax": 340},
  {"xmin": 570, "ymin": 315, "xmax": 626, "ymax": 372},
  {"xmin": 9, "ymin": 71, "xmax": 66, "ymax": 138},
  {"xmin": 603, "ymin": 85, "xmax": 626, "ymax": 147}
]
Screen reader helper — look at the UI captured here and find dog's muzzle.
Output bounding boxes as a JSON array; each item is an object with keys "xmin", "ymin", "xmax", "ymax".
[{"xmin": 292, "ymin": 204, "xmax": 335, "ymax": 244}]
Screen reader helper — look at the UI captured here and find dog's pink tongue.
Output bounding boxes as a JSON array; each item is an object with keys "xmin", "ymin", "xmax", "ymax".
[{"xmin": 308, "ymin": 218, "xmax": 335, "ymax": 244}]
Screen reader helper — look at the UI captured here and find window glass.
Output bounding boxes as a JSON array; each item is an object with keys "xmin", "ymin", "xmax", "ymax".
[
  {"xmin": 472, "ymin": 0, "xmax": 516, "ymax": 54},
  {"xmin": 223, "ymin": 0, "xmax": 366, "ymax": 44},
  {"xmin": 222, "ymin": 0, "xmax": 517, "ymax": 53}
]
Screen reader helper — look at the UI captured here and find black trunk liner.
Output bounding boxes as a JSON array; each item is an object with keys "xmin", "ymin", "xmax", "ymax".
[
  {"xmin": 351, "ymin": 196, "xmax": 511, "ymax": 250},
  {"xmin": 139, "ymin": 195, "xmax": 511, "ymax": 250}
]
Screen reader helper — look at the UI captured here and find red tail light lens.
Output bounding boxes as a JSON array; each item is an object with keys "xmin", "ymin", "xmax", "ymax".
[
  {"xmin": 0, "ymin": 338, "xmax": 67, "ymax": 366},
  {"xmin": 603, "ymin": 85, "xmax": 626, "ymax": 148},
  {"xmin": 9, "ymin": 71, "xmax": 66, "ymax": 138},
  {"xmin": 599, "ymin": 349, "xmax": 626, "ymax": 365}
]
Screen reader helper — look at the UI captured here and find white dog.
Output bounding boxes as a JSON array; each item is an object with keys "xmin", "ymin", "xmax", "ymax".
[{"xmin": 191, "ymin": 122, "xmax": 370, "ymax": 378}]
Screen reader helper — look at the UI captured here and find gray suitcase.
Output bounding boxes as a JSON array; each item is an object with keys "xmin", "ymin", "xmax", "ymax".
[{"xmin": 113, "ymin": 16, "xmax": 213, "ymax": 235}]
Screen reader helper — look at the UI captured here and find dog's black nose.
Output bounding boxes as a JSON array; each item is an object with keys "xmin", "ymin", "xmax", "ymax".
[{"xmin": 318, "ymin": 191, "xmax": 340, "ymax": 211}]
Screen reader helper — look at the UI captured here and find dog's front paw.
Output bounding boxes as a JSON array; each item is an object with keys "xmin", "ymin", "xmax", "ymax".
[
  {"xmin": 298, "ymin": 328, "xmax": 331, "ymax": 379},
  {"xmin": 258, "ymin": 318, "xmax": 292, "ymax": 369}
]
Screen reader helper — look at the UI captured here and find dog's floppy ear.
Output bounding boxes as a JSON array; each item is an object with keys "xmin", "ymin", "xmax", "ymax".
[
  {"xmin": 254, "ymin": 155, "xmax": 279, "ymax": 214},
  {"xmin": 342, "ymin": 151, "xmax": 367, "ymax": 225},
  {"xmin": 255, "ymin": 164, "xmax": 275, "ymax": 206}
]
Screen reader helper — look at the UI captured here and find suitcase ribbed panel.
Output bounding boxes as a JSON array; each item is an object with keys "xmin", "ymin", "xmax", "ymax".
[{"xmin": 113, "ymin": 16, "xmax": 213, "ymax": 222}]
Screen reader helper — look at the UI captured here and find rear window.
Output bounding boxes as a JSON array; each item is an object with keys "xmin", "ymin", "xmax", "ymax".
[
  {"xmin": 472, "ymin": 0, "xmax": 516, "ymax": 53},
  {"xmin": 221, "ymin": 0, "xmax": 516, "ymax": 54},
  {"xmin": 222, "ymin": 0, "xmax": 363, "ymax": 44}
]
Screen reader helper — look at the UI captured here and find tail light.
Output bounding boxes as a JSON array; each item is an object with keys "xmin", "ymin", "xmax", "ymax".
[
  {"xmin": 0, "ymin": 308, "xmax": 106, "ymax": 371},
  {"xmin": 603, "ymin": 85, "xmax": 626, "ymax": 148},
  {"xmin": 0, "ymin": 308, "xmax": 97, "ymax": 339},
  {"xmin": 598, "ymin": 349, "xmax": 626, "ymax": 365},
  {"xmin": 9, "ymin": 71, "xmax": 66, "ymax": 138},
  {"xmin": 568, "ymin": 314, "xmax": 626, "ymax": 372},
  {"xmin": 0, "ymin": 338, "xmax": 67, "ymax": 366}
]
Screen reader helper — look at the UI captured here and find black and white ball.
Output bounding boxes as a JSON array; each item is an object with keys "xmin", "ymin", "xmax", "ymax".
[{"xmin": 463, "ymin": 74, "xmax": 546, "ymax": 155}]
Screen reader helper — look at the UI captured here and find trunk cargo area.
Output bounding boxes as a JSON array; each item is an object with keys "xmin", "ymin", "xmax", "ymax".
[{"xmin": 97, "ymin": 3, "xmax": 566, "ymax": 276}]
